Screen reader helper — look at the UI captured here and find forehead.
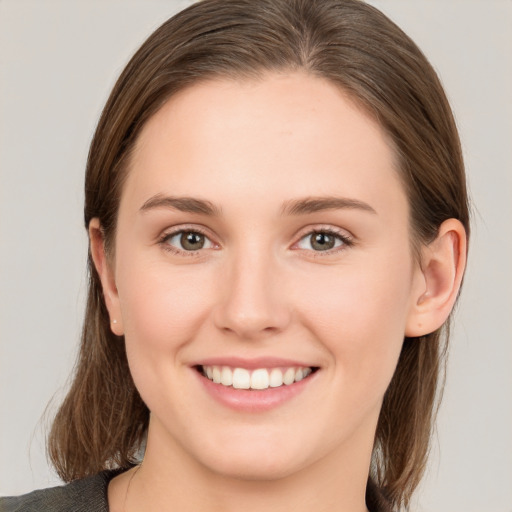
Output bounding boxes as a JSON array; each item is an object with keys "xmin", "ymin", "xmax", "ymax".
[{"xmin": 124, "ymin": 72, "xmax": 407, "ymax": 221}]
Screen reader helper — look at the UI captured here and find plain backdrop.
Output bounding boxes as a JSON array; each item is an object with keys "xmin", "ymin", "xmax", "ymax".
[{"xmin": 0, "ymin": 1, "xmax": 511, "ymax": 511}]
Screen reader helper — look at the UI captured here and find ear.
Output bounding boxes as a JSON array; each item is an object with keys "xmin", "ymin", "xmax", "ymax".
[
  {"xmin": 405, "ymin": 218, "xmax": 467, "ymax": 337},
  {"xmin": 89, "ymin": 218, "xmax": 124, "ymax": 336}
]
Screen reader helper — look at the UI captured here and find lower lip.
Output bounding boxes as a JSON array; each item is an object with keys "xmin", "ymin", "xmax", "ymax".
[{"xmin": 195, "ymin": 369, "xmax": 318, "ymax": 412}]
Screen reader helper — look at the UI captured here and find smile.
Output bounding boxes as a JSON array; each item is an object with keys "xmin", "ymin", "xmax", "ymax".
[{"xmin": 200, "ymin": 365, "xmax": 314, "ymax": 390}]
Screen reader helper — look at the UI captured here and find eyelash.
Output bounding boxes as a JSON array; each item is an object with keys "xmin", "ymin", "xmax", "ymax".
[
  {"xmin": 158, "ymin": 226, "xmax": 213, "ymax": 258},
  {"xmin": 157, "ymin": 226, "xmax": 354, "ymax": 258},
  {"xmin": 296, "ymin": 227, "xmax": 354, "ymax": 258}
]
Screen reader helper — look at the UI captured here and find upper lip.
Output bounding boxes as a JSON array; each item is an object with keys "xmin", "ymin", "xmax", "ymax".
[{"xmin": 191, "ymin": 356, "xmax": 318, "ymax": 370}]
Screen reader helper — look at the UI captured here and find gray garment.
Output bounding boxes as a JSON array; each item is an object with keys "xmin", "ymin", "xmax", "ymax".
[
  {"xmin": 1, "ymin": 470, "xmax": 392, "ymax": 512},
  {"xmin": 0, "ymin": 470, "xmax": 119, "ymax": 512}
]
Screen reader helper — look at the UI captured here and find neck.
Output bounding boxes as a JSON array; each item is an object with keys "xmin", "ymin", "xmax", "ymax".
[{"xmin": 117, "ymin": 419, "xmax": 373, "ymax": 512}]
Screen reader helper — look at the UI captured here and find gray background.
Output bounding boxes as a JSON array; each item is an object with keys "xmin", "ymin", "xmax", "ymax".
[{"xmin": 1, "ymin": 1, "xmax": 511, "ymax": 510}]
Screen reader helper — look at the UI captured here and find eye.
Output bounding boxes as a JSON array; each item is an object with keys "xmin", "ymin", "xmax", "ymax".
[
  {"xmin": 161, "ymin": 229, "xmax": 215, "ymax": 253},
  {"xmin": 296, "ymin": 229, "xmax": 351, "ymax": 252}
]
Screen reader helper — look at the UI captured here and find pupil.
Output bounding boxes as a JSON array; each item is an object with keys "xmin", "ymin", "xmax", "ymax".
[
  {"xmin": 181, "ymin": 232, "xmax": 204, "ymax": 250},
  {"xmin": 312, "ymin": 233, "xmax": 334, "ymax": 251}
]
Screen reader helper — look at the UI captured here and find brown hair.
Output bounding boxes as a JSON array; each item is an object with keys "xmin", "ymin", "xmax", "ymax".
[{"xmin": 48, "ymin": 0, "xmax": 469, "ymax": 509}]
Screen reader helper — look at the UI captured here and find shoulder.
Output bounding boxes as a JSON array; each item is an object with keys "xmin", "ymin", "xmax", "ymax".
[{"xmin": 0, "ymin": 470, "xmax": 123, "ymax": 512}]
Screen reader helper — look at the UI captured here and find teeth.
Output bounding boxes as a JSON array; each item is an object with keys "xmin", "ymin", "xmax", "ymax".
[
  {"xmin": 251, "ymin": 368, "xmax": 269, "ymax": 390},
  {"xmin": 269, "ymin": 368, "xmax": 283, "ymax": 387},
  {"xmin": 232, "ymin": 368, "xmax": 250, "ymax": 389},
  {"xmin": 283, "ymin": 368, "xmax": 295, "ymax": 385},
  {"xmin": 221, "ymin": 366, "xmax": 233, "ymax": 386},
  {"xmin": 202, "ymin": 365, "xmax": 314, "ymax": 390}
]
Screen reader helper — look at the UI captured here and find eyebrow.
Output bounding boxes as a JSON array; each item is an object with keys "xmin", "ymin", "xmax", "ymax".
[
  {"xmin": 140, "ymin": 194, "xmax": 222, "ymax": 216},
  {"xmin": 280, "ymin": 196, "xmax": 377, "ymax": 216},
  {"xmin": 139, "ymin": 194, "xmax": 376, "ymax": 216}
]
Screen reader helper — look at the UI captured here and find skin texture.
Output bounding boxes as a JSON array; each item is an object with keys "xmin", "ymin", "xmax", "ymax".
[{"xmin": 90, "ymin": 72, "xmax": 466, "ymax": 512}]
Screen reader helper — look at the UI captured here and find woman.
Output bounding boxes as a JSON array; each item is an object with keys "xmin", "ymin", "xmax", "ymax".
[{"xmin": 1, "ymin": 0, "xmax": 469, "ymax": 510}]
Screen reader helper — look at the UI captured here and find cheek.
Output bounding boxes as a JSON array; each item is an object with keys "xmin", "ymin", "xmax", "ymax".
[
  {"xmin": 296, "ymin": 259, "xmax": 412, "ymax": 336},
  {"xmin": 114, "ymin": 258, "xmax": 219, "ymax": 417},
  {"xmin": 116, "ymin": 258, "xmax": 215, "ymax": 359},
  {"xmin": 292, "ymin": 257, "xmax": 413, "ymax": 398}
]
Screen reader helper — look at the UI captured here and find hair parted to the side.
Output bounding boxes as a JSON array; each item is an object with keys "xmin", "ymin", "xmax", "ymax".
[{"xmin": 48, "ymin": 0, "xmax": 469, "ymax": 509}]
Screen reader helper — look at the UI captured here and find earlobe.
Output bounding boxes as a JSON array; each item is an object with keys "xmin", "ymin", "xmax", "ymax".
[
  {"xmin": 405, "ymin": 219, "xmax": 467, "ymax": 337},
  {"xmin": 89, "ymin": 218, "xmax": 124, "ymax": 336}
]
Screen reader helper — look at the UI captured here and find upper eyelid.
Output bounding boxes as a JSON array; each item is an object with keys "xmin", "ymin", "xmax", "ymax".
[
  {"xmin": 293, "ymin": 224, "xmax": 354, "ymax": 242},
  {"xmin": 158, "ymin": 227, "xmax": 216, "ymax": 257},
  {"xmin": 159, "ymin": 224, "xmax": 215, "ymax": 240},
  {"xmin": 159, "ymin": 223, "xmax": 352, "ymax": 240},
  {"xmin": 292, "ymin": 229, "xmax": 353, "ymax": 252}
]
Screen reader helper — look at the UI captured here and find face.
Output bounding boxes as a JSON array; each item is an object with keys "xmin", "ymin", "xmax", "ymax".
[{"xmin": 102, "ymin": 72, "xmax": 426, "ymax": 480}]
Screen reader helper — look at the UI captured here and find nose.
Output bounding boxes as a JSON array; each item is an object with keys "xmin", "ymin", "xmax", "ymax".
[{"xmin": 212, "ymin": 245, "xmax": 291, "ymax": 340}]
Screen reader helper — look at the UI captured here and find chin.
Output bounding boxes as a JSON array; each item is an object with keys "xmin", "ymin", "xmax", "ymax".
[
  {"xmin": 205, "ymin": 452, "xmax": 306, "ymax": 482},
  {"xmin": 188, "ymin": 429, "xmax": 319, "ymax": 482}
]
